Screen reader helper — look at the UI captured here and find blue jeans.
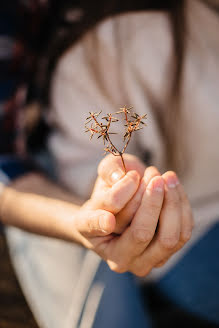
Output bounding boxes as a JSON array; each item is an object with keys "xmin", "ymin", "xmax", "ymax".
[{"xmin": 82, "ymin": 223, "xmax": 219, "ymax": 328}]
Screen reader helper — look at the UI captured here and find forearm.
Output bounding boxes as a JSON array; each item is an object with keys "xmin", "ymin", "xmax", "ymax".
[{"xmin": 0, "ymin": 173, "xmax": 83, "ymax": 242}]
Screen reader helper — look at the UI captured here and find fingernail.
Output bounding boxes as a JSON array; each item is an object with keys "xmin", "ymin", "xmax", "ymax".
[
  {"xmin": 167, "ymin": 175, "xmax": 179, "ymax": 188},
  {"xmin": 148, "ymin": 178, "xmax": 164, "ymax": 192},
  {"xmin": 152, "ymin": 178, "xmax": 164, "ymax": 192},
  {"xmin": 110, "ymin": 169, "xmax": 124, "ymax": 184}
]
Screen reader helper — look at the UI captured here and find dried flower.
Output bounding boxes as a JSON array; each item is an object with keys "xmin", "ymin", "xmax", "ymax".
[{"xmin": 85, "ymin": 106, "xmax": 147, "ymax": 173}]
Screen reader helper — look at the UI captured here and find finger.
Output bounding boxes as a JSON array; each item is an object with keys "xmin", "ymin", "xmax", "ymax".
[
  {"xmin": 115, "ymin": 166, "xmax": 161, "ymax": 234},
  {"xmin": 105, "ymin": 176, "xmax": 164, "ymax": 272},
  {"xmin": 90, "ymin": 171, "xmax": 140, "ymax": 214},
  {"xmin": 154, "ymin": 179, "xmax": 193, "ymax": 257},
  {"xmin": 177, "ymin": 182, "xmax": 194, "ymax": 244},
  {"xmin": 157, "ymin": 171, "xmax": 182, "ymax": 249},
  {"xmin": 105, "ymin": 170, "xmax": 140, "ymax": 213},
  {"xmin": 133, "ymin": 172, "xmax": 182, "ymax": 275},
  {"xmin": 98, "ymin": 153, "xmax": 146, "ymax": 186},
  {"xmin": 114, "ymin": 181, "xmax": 146, "ymax": 234},
  {"xmin": 154, "ymin": 257, "xmax": 170, "ymax": 268},
  {"xmin": 76, "ymin": 209, "xmax": 116, "ymax": 237},
  {"xmin": 143, "ymin": 166, "xmax": 161, "ymax": 185}
]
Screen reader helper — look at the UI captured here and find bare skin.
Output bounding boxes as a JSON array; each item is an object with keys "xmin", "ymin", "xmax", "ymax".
[
  {"xmin": 84, "ymin": 154, "xmax": 194, "ymax": 276},
  {"xmin": 0, "ymin": 153, "xmax": 194, "ymax": 277}
]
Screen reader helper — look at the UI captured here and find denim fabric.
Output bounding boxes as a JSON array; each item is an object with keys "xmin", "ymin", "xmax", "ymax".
[
  {"xmin": 157, "ymin": 222, "xmax": 219, "ymax": 324},
  {"xmin": 92, "ymin": 264, "xmax": 151, "ymax": 328},
  {"xmin": 84, "ymin": 223, "xmax": 219, "ymax": 328}
]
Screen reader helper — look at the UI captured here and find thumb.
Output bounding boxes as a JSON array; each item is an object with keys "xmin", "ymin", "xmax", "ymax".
[
  {"xmin": 98, "ymin": 154, "xmax": 146, "ymax": 186},
  {"xmin": 76, "ymin": 209, "xmax": 116, "ymax": 237}
]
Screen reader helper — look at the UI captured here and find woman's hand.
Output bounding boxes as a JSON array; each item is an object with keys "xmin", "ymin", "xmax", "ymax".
[
  {"xmin": 74, "ymin": 154, "xmax": 194, "ymax": 276},
  {"xmin": 85, "ymin": 154, "xmax": 146, "ymax": 233}
]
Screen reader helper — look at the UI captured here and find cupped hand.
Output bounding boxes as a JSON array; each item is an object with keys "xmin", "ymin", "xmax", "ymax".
[
  {"xmin": 74, "ymin": 170, "xmax": 193, "ymax": 277},
  {"xmin": 104, "ymin": 170, "xmax": 194, "ymax": 276},
  {"xmin": 73, "ymin": 154, "xmax": 194, "ymax": 276}
]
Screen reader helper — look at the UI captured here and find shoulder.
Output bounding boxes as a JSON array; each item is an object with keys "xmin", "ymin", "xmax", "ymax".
[
  {"xmin": 94, "ymin": 11, "xmax": 173, "ymax": 105},
  {"xmin": 54, "ymin": 11, "xmax": 173, "ymax": 108},
  {"xmin": 97, "ymin": 11, "xmax": 172, "ymax": 58},
  {"xmin": 56, "ymin": 10, "xmax": 172, "ymax": 74}
]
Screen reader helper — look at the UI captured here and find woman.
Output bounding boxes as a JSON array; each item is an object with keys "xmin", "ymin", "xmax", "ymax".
[{"xmin": 3, "ymin": 0, "xmax": 219, "ymax": 327}]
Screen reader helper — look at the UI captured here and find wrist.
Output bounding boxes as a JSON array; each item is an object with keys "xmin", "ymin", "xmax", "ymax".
[{"xmin": 56, "ymin": 203, "xmax": 84, "ymax": 244}]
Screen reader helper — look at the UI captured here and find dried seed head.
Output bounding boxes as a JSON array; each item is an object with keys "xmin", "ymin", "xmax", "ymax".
[{"xmin": 85, "ymin": 106, "xmax": 147, "ymax": 173}]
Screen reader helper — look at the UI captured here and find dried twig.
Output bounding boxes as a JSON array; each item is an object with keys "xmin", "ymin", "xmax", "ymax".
[{"xmin": 85, "ymin": 106, "xmax": 147, "ymax": 173}]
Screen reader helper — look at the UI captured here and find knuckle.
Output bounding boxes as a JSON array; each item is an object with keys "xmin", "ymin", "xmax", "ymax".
[
  {"xmin": 181, "ymin": 229, "xmax": 192, "ymax": 243},
  {"xmin": 109, "ymin": 193, "xmax": 122, "ymax": 213},
  {"xmin": 133, "ymin": 266, "xmax": 152, "ymax": 277},
  {"xmin": 154, "ymin": 259, "xmax": 167, "ymax": 268},
  {"xmin": 146, "ymin": 166, "xmax": 161, "ymax": 176},
  {"xmin": 166, "ymin": 197, "xmax": 179, "ymax": 208},
  {"xmin": 97, "ymin": 154, "xmax": 114, "ymax": 173},
  {"xmin": 181, "ymin": 215, "xmax": 194, "ymax": 243},
  {"xmin": 127, "ymin": 170, "xmax": 140, "ymax": 182},
  {"xmin": 181, "ymin": 193, "xmax": 189, "ymax": 206},
  {"xmin": 149, "ymin": 199, "xmax": 161, "ymax": 211},
  {"xmin": 104, "ymin": 192, "xmax": 121, "ymax": 213},
  {"xmin": 87, "ymin": 218, "xmax": 95, "ymax": 233},
  {"xmin": 146, "ymin": 200, "xmax": 161, "ymax": 216},
  {"xmin": 132, "ymin": 228, "xmax": 154, "ymax": 244},
  {"xmin": 107, "ymin": 260, "xmax": 127, "ymax": 274},
  {"xmin": 158, "ymin": 235, "xmax": 179, "ymax": 250}
]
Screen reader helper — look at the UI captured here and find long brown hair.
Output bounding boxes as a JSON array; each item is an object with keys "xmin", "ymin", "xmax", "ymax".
[{"xmin": 32, "ymin": 0, "xmax": 187, "ymax": 172}]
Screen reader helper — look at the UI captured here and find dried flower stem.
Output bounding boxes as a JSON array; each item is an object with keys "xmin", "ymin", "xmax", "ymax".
[{"xmin": 85, "ymin": 106, "xmax": 147, "ymax": 174}]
